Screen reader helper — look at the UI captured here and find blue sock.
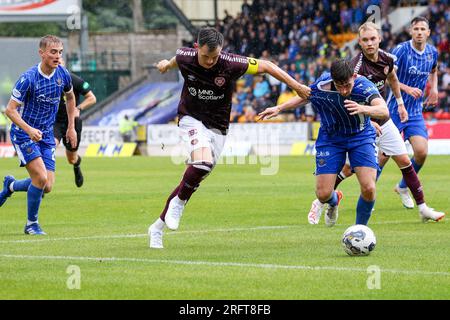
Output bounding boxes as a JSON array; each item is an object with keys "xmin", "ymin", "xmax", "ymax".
[
  {"xmin": 325, "ymin": 191, "xmax": 338, "ymax": 207},
  {"xmin": 12, "ymin": 178, "xmax": 32, "ymax": 192},
  {"xmin": 399, "ymin": 158, "xmax": 422, "ymax": 188},
  {"xmin": 27, "ymin": 184, "xmax": 44, "ymax": 224},
  {"xmin": 376, "ymin": 165, "xmax": 383, "ymax": 182},
  {"xmin": 356, "ymin": 195, "xmax": 375, "ymax": 225}
]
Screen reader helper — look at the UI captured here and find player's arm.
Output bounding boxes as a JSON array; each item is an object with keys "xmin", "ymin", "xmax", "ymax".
[
  {"xmin": 77, "ymin": 91, "xmax": 96, "ymax": 111},
  {"xmin": 5, "ymin": 99, "xmax": 42, "ymax": 142},
  {"xmin": 65, "ymin": 89, "xmax": 77, "ymax": 148},
  {"xmin": 424, "ymin": 67, "xmax": 438, "ymax": 106},
  {"xmin": 387, "ymin": 69, "xmax": 408, "ymax": 122},
  {"xmin": 252, "ymin": 59, "xmax": 310, "ymax": 99},
  {"xmin": 155, "ymin": 56, "xmax": 178, "ymax": 74},
  {"xmin": 73, "ymin": 75, "xmax": 97, "ymax": 111},
  {"xmin": 398, "ymin": 81, "xmax": 423, "ymax": 99},
  {"xmin": 258, "ymin": 95, "xmax": 307, "ymax": 121},
  {"xmin": 344, "ymin": 96, "xmax": 389, "ymax": 120}
]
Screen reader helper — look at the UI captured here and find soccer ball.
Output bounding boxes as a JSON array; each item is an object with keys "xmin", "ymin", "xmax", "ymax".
[{"xmin": 342, "ymin": 224, "xmax": 376, "ymax": 256}]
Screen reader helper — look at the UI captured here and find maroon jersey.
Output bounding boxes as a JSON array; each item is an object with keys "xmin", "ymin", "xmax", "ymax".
[
  {"xmin": 351, "ymin": 49, "xmax": 394, "ymax": 99},
  {"xmin": 351, "ymin": 49, "xmax": 394, "ymax": 125},
  {"xmin": 176, "ymin": 47, "xmax": 250, "ymax": 134}
]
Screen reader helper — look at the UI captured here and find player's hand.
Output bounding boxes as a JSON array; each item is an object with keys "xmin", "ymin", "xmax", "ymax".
[
  {"xmin": 66, "ymin": 127, "xmax": 77, "ymax": 149},
  {"xmin": 27, "ymin": 127, "xmax": 42, "ymax": 142},
  {"xmin": 294, "ymin": 85, "xmax": 311, "ymax": 100},
  {"xmin": 424, "ymin": 89, "xmax": 438, "ymax": 106},
  {"xmin": 398, "ymin": 104, "xmax": 408, "ymax": 123},
  {"xmin": 371, "ymin": 121, "xmax": 382, "ymax": 136},
  {"xmin": 405, "ymin": 86, "xmax": 422, "ymax": 99},
  {"xmin": 344, "ymin": 100, "xmax": 367, "ymax": 115},
  {"xmin": 155, "ymin": 60, "xmax": 171, "ymax": 74},
  {"xmin": 257, "ymin": 106, "xmax": 281, "ymax": 121}
]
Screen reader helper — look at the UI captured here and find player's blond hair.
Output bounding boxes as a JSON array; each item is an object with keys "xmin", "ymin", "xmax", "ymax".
[
  {"xmin": 39, "ymin": 35, "xmax": 63, "ymax": 49},
  {"xmin": 358, "ymin": 22, "xmax": 381, "ymax": 36}
]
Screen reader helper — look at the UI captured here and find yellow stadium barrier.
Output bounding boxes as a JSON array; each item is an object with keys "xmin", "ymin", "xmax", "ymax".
[
  {"xmin": 290, "ymin": 141, "xmax": 316, "ymax": 156},
  {"xmin": 84, "ymin": 143, "xmax": 138, "ymax": 157}
]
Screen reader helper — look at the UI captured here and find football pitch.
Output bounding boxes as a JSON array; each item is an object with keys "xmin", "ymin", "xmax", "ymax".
[{"xmin": 0, "ymin": 155, "xmax": 449, "ymax": 300}]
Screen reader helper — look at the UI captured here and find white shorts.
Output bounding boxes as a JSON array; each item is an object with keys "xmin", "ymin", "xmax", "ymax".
[
  {"xmin": 377, "ymin": 119, "xmax": 408, "ymax": 156},
  {"xmin": 179, "ymin": 115, "xmax": 226, "ymax": 165}
]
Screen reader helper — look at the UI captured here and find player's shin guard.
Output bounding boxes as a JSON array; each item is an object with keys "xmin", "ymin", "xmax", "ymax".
[
  {"xmin": 159, "ymin": 162, "xmax": 213, "ymax": 221},
  {"xmin": 12, "ymin": 178, "xmax": 32, "ymax": 192},
  {"xmin": 399, "ymin": 158, "xmax": 423, "ymax": 188},
  {"xmin": 177, "ymin": 162, "xmax": 213, "ymax": 201},
  {"xmin": 159, "ymin": 184, "xmax": 181, "ymax": 221},
  {"xmin": 356, "ymin": 195, "xmax": 375, "ymax": 225},
  {"xmin": 400, "ymin": 164, "xmax": 425, "ymax": 205},
  {"xmin": 325, "ymin": 191, "xmax": 339, "ymax": 207},
  {"xmin": 27, "ymin": 184, "xmax": 44, "ymax": 224}
]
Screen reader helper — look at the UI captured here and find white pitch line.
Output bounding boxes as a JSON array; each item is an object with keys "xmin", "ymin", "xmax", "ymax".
[
  {"xmin": 1, "ymin": 254, "xmax": 449, "ymax": 277},
  {"xmin": 0, "ymin": 220, "xmax": 417, "ymax": 244},
  {"xmin": 0, "ymin": 225, "xmax": 292, "ymax": 244}
]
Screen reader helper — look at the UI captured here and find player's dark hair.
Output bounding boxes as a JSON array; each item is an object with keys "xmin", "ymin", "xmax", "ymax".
[
  {"xmin": 39, "ymin": 35, "xmax": 63, "ymax": 49},
  {"xmin": 197, "ymin": 27, "xmax": 224, "ymax": 51},
  {"xmin": 411, "ymin": 16, "xmax": 429, "ymax": 27},
  {"xmin": 330, "ymin": 59, "xmax": 354, "ymax": 84}
]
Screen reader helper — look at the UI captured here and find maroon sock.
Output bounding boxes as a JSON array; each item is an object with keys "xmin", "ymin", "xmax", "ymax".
[
  {"xmin": 159, "ymin": 183, "xmax": 182, "ymax": 221},
  {"xmin": 401, "ymin": 164, "xmax": 425, "ymax": 205},
  {"xmin": 178, "ymin": 164, "xmax": 212, "ymax": 201}
]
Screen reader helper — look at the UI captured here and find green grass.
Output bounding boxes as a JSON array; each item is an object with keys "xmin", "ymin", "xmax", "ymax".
[{"xmin": 0, "ymin": 156, "xmax": 449, "ymax": 299}]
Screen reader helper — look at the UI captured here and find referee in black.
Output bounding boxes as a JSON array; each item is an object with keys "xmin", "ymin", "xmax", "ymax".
[{"xmin": 54, "ymin": 58, "xmax": 96, "ymax": 187}]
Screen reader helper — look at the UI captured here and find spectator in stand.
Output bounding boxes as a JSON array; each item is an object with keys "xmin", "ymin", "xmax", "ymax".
[
  {"xmin": 252, "ymin": 75, "xmax": 271, "ymax": 113},
  {"xmin": 438, "ymin": 33, "xmax": 449, "ymax": 54},
  {"xmin": 119, "ymin": 115, "xmax": 138, "ymax": 143},
  {"xmin": 196, "ymin": 0, "xmax": 449, "ymax": 123}
]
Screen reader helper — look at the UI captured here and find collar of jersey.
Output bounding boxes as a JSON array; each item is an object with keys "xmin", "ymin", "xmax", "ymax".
[
  {"xmin": 317, "ymin": 79, "xmax": 338, "ymax": 93},
  {"xmin": 409, "ymin": 40, "xmax": 426, "ymax": 55},
  {"xmin": 38, "ymin": 63, "xmax": 56, "ymax": 79}
]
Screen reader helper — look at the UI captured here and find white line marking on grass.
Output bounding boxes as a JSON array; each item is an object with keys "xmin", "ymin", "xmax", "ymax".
[
  {"xmin": 0, "ymin": 221, "xmax": 415, "ymax": 244},
  {"xmin": 0, "ymin": 225, "xmax": 292, "ymax": 244},
  {"xmin": 1, "ymin": 254, "xmax": 449, "ymax": 277}
]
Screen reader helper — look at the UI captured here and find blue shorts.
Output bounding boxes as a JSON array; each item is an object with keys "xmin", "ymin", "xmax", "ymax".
[
  {"xmin": 11, "ymin": 129, "xmax": 56, "ymax": 171},
  {"xmin": 315, "ymin": 132, "xmax": 378, "ymax": 175},
  {"xmin": 391, "ymin": 115, "xmax": 428, "ymax": 141}
]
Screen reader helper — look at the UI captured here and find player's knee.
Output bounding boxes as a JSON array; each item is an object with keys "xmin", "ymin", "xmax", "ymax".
[
  {"xmin": 192, "ymin": 161, "xmax": 214, "ymax": 178},
  {"xmin": 67, "ymin": 156, "xmax": 77, "ymax": 165},
  {"xmin": 414, "ymin": 150, "xmax": 427, "ymax": 163},
  {"xmin": 44, "ymin": 184, "xmax": 53, "ymax": 194},
  {"xmin": 33, "ymin": 175, "xmax": 48, "ymax": 190},
  {"xmin": 393, "ymin": 154, "xmax": 411, "ymax": 168},
  {"xmin": 316, "ymin": 188, "xmax": 333, "ymax": 203},
  {"xmin": 360, "ymin": 183, "xmax": 376, "ymax": 200}
]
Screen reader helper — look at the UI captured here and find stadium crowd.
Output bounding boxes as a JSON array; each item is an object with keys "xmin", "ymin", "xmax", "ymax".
[{"xmin": 189, "ymin": 0, "xmax": 450, "ymax": 123}]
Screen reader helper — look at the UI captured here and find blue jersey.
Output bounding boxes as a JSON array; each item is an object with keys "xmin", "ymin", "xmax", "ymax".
[
  {"xmin": 388, "ymin": 40, "xmax": 438, "ymax": 119},
  {"xmin": 10, "ymin": 63, "xmax": 72, "ymax": 134},
  {"xmin": 310, "ymin": 72, "xmax": 381, "ymax": 137}
]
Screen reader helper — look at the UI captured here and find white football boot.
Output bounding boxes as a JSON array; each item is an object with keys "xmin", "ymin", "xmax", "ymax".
[
  {"xmin": 419, "ymin": 206, "xmax": 445, "ymax": 223},
  {"xmin": 165, "ymin": 196, "xmax": 186, "ymax": 231},
  {"xmin": 148, "ymin": 224, "xmax": 164, "ymax": 249},
  {"xmin": 394, "ymin": 184, "xmax": 414, "ymax": 209},
  {"xmin": 308, "ymin": 199, "xmax": 325, "ymax": 224}
]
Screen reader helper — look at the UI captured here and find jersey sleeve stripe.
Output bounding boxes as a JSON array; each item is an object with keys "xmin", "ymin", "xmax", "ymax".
[
  {"xmin": 10, "ymin": 96, "xmax": 24, "ymax": 105},
  {"xmin": 65, "ymin": 86, "xmax": 73, "ymax": 94}
]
